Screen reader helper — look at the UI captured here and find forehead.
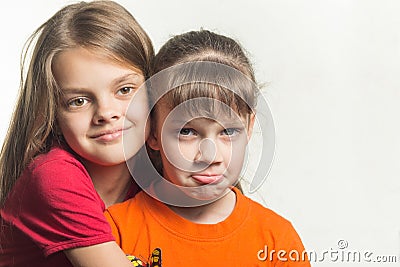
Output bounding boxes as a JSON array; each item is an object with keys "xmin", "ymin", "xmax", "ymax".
[
  {"xmin": 53, "ymin": 47, "xmax": 143, "ymax": 88},
  {"xmin": 155, "ymin": 99, "xmax": 248, "ymax": 126},
  {"xmin": 53, "ymin": 47, "xmax": 143, "ymax": 73}
]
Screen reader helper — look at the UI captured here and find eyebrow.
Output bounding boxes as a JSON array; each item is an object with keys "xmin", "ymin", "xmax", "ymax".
[
  {"xmin": 60, "ymin": 88, "xmax": 89, "ymax": 95},
  {"xmin": 170, "ymin": 118, "xmax": 245, "ymax": 127},
  {"xmin": 60, "ymin": 73, "xmax": 142, "ymax": 94},
  {"xmin": 110, "ymin": 73, "xmax": 142, "ymax": 87}
]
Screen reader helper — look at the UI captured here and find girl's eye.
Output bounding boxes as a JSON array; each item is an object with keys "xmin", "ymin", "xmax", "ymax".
[
  {"xmin": 222, "ymin": 128, "xmax": 240, "ymax": 136},
  {"xmin": 179, "ymin": 128, "xmax": 195, "ymax": 136},
  {"xmin": 117, "ymin": 87, "xmax": 134, "ymax": 95},
  {"xmin": 67, "ymin": 97, "xmax": 88, "ymax": 107}
]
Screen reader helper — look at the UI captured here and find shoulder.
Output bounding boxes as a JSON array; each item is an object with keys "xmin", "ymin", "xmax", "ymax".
[
  {"xmin": 2, "ymin": 149, "xmax": 109, "ymax": 246},
  {"xmin": 105, "ymin": 192, "xmax": 148, "ymax": 235},
  {"xmin": 16, "ymin": 146, "xmax": 94, "ymax": 199},
  {"xmin": 236, "ymin": 190, "xmax": 307, "ymax": 251},
  {"xmin": 25, "ymin": 146, "xmax": 91, "ymax": 186},
  {"xmin": 105, "ymin": 192, "xmax": 149, "ymax": 249},
  {"xmin": 107, "ymin": 192, "xmax": 145, "ymax": 218},
  {"xmin": 29, "ymin": 146, "xmax": 87, "ymax": 175},
  {"xmin": 237, "ymin": 193, "xmax": 304, "ymax": 255},
  {"xmin": 237, "ymin": 189, "xmax": 294, "ymax": 231}
]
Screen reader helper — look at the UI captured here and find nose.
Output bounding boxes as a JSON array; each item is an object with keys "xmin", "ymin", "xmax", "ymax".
[
  {"xmin": 194, "ymin": 138, "xmax": 223, "ymax": 164},
  {"xmin": 92, "ymin": 98, "xmax": 121, "ymax": 124}
]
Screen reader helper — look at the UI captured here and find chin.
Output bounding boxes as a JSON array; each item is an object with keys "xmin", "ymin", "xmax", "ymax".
[
  {"xmin": 87, "ymin": 155, "xmax": 126, "ymax": 167},
  {"xmin": 182, "ymin": 186, "xmax": 229, "ymax": 202}
]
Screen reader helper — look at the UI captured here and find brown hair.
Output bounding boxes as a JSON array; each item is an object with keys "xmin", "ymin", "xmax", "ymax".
[
  {"xmin": 0, "ymin": 0, "xmax": 154, "ymax": 206},
  {"xmin": 152, "ymin": 29, "xmax": 257, "ymax": 113},
  {"xmin": 149, "ymin": 30, "xmax": 259, "ymax": 191}
]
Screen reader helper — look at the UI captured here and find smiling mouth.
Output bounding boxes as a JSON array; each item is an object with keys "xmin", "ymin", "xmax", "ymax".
[
  {"xmin": 191, "ymin": 174, "xmax": 223, "ymax": 184},
  {"xmin": 91, "ymin": 127, "xmax": 130, "ymax": 142}
]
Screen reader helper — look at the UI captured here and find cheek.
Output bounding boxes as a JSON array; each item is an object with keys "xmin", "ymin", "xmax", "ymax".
[
  {"xmin": 177, "ymin": 141, "xmax": 199, "ymax": 163},
  {"xmin": 128, "ymin": 104, "xmax": 150, "ymax": 138},
  {"xmin": 126, "ymin": 99, "xmax": 150, "ymax": 142},
  {"xmin": 126, "ymin": 89, "xmax": 149, "ymax": 121},
  {"xmin": 225, "ymin": 139, "xmax": 248, "ymax": 173},
  {"xmin": 161, "ymin": 136, "xmax": 197, "ymax": 170},
  {"xmin": 143, "ymin": 119, "xmax": 151, "ymax": 141},
  {"xmin": 57, "ymin": 113, "xmax": 87, "ymax": 139}
]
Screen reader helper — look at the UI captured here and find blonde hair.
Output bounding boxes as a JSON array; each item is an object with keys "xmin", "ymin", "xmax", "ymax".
[{"xmin": 0, "ymin": 0, "xmax": 154, "ymax": 206}]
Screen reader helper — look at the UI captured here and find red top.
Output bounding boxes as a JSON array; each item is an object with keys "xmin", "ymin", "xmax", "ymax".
[{"xmin": 0, "ymin": 146, "xmax": 138, "ymax": 267}]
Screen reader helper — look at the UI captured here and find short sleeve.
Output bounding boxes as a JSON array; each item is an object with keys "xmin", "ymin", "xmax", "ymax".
[
  {"xmin": 275, "ymin": 222, "xmax": 311, "ymax": 267},
  {"xmin": 2, "ymin": 155, "xmax": 115, "ymax": 256}
]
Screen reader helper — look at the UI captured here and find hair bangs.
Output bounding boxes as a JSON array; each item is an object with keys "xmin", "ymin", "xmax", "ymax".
[{"xmin": 162, "ymin": 82, "xmax": 252, "ymax": 120}]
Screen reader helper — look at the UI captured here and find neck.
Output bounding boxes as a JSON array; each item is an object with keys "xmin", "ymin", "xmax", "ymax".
[
  {"xmin": 159, "ymin": 185, "xmax": 236, "ymax": 224},
  {"xmin": 84, "ymin": 161, "xmax": 132, "ymax": 208}
]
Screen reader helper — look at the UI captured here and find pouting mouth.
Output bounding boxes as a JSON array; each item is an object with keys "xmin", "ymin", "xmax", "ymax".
[{"xmin": 191, "ymin": 174, "xmax": 224, "ymax": 184}]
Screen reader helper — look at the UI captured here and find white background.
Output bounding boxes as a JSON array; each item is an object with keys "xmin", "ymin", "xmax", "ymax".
[{"xmin": 1, "ymin": 1, "xmax": 399, "ymax": 266}]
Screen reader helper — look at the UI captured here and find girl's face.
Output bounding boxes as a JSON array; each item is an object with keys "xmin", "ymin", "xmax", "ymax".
[
  {"xmin": 54, "ymin": 47, "xmax": 149, "ymax": 166},
  {"xmin": 149, "ymin": 101, "xmax": 255, "ymax": 201}
]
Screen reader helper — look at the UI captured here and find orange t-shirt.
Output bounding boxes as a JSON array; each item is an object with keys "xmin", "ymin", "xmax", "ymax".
[{"xmin": 105, "ymin": 187, "xmax": 310, "ymax": 266}]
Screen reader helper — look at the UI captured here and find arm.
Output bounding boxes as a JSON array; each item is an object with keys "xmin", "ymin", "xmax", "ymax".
[
  {"xmin": 65, "ymin": 241, "xmax": 133, "ymax": 267},
  {"xmin": 2, "ymin": 150, "xmax": 134, "ymax": 266}
]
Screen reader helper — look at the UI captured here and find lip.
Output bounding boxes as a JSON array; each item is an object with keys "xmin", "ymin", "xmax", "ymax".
[
  {"xmin": 191, "ymin": 174, "xmax": 224, "ymax": 185},
  {"xmin": 90, "ymin": 126, "xmax": 131, "ymax": 142}
]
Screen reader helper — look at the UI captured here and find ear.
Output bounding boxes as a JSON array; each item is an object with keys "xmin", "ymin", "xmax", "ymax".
[
  {"xmin": 246, "ymin": 113, "xmax": 256, "ymax": 141},
  {"xmin": 147, "ymin": 131, "xmax": 160, "ymax": 151}
]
